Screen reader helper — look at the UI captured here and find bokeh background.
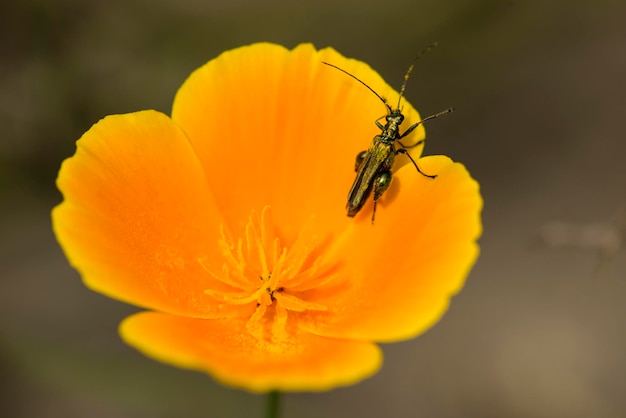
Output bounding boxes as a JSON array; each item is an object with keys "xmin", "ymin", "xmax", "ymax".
[{"xmin": 2, "ymin": 0, "xmax": 625, "ymax": 417}]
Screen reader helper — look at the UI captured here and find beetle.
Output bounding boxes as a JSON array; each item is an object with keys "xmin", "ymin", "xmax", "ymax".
[{"xmin": 323, "ymin": 44, "xmax": 452, "ymax": 222}]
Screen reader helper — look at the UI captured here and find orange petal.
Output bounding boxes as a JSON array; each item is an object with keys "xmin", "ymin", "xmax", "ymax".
[
  {"xmin": 52, "ymin": 110, "xmax": 235, "ymax": 317},
  {"xmin": 120, "ymin": 311, "xmax": 382, "ymax": 393},
  {"xmin": 171, "ymin": 42, "xmax": 426, "ymax": 241},
  {"xmin": 297, "ymin": 155, "xmax": 482, "ymax": 341}
]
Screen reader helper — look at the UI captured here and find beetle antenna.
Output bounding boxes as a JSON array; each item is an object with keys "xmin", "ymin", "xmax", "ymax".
[
  {"xmin": 322, "ymin": 62, "xmax": 392, "ymax": 113},
  {"xmin": 396, "ymin": 42, "xmax": 438, "ymax": 110}
]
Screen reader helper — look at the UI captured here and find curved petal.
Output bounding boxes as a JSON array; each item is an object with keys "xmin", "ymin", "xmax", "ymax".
[
  {"xmin": 52, "ymin": 110, "xmax": 234, "ymax": 317},
  {"xmin": 297, "ymin": 155, "xmax": 482, "ymax": 341},
  {"xmin": 120, "ymin": 311, "xmax": 382, "ymax": 393},
  {"xmin": 172, "ymin": 42, "xmax": 426, "ymax": 242}
]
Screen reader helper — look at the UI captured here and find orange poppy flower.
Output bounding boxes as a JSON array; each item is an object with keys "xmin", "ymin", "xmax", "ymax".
[{"xmin": 52, "ymin": 43, "xmax": 482, "ymax": 393}]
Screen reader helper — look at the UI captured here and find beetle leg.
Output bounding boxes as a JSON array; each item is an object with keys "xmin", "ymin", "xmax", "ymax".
[
  {"xmin": 396, "ymin": 148, "xmax": 436, "ymax": 179},
  {"xmin": 371, "ymin": 171, "xmax": 393, "ymax": 223}
]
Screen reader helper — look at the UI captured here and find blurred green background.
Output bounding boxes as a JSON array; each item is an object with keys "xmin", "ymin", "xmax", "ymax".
[{"xmin": 2, "ymin": 0, "xmax": 625, "ymax": 417}]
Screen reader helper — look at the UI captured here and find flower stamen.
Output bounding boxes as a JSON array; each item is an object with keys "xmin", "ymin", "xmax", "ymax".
[{"xmin": 201, "ymin": 206, "xmax": 330, "ymax": 341}]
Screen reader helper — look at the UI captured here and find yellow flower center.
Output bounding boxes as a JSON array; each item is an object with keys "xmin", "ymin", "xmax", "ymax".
[{"xmin": 201, "ymin": 207, "xmax": 331, "ymax": 342}]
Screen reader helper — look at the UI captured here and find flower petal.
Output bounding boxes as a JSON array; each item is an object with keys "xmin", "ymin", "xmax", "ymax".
[
  {"xmin": 52, "ymin": 110, "xmax": 233, "ymax": 317},
  {"xmin": 297, "ymin": 155, "xmax": 482, "ymax": 341},
  {"xmin": 171, "ymin": 42, "xmax": 426, "ymax": 241},
  {"xmin": 120, "ymin": 311, "xmax": 382, "ymax": 393}
]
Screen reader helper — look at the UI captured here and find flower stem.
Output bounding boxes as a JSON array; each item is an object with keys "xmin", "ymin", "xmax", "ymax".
[{"xmin": 265, "ymin": 391, "xmax": 281, "ymax": 418}]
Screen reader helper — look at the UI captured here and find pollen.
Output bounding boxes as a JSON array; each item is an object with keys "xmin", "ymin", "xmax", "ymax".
[{"xmin": 201, "ymin": 207, "xmax": 330, "ymax": 342}]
